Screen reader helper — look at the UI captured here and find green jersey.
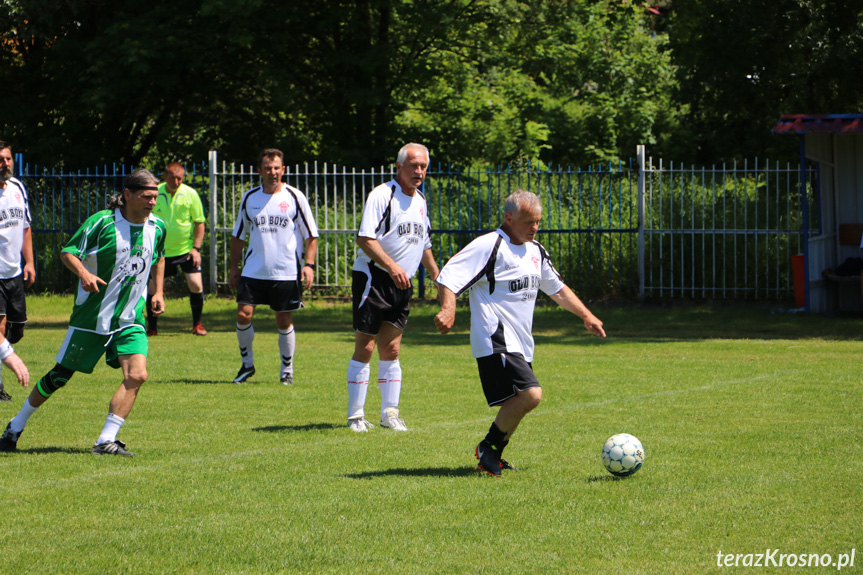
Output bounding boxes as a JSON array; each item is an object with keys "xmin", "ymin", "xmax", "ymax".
[{"xmin": 62, "ymin": 208, "xmax": 166, "ymax": 334}]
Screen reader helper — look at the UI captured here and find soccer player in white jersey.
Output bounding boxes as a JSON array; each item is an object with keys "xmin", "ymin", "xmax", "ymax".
[
  {"xmin": 0, "ymin": 142, "xmax": 34, "ymax": 402},
  {"xmin": 434, "ymin": 190, "xmax": 606, "ymax": 476},
  {"xmin": 0, "ymin": 169, "xmax": 167, "ymax": 456},
  {"xmin": 346, "ymin": 143, "xmax": 440, "ymax": 433},
  {"xmin": 229, "ymin": 148, "xmax": 318, "ymax": 385}
]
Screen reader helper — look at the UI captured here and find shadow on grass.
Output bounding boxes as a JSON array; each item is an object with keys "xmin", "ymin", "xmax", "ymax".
[
  {"xmin": 173, "ymin": 378, "xmax": 233, "ymax": 385},
  {"xmin": 252, "ymin": 422, "xmax": 342, "ymax": 433},
  {"xmin": 30, "ymin": 296, "xmax": 863, "ymax": 341},
  {"xmin": 6, "ymin": 446, "xmax": 91, "ymax": 455},
  {"xmin": 345, "ymin": 466, "xmax": 479, "ymax": 479},
  {"xmin": 586, "ymin": 474, "xmax": 632, "ymax": 483}
]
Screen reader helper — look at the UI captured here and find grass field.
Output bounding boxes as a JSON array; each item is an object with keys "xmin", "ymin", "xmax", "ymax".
[{"xmin": 1, "ymin": 295, "xmax": 861, "ymax": 574}]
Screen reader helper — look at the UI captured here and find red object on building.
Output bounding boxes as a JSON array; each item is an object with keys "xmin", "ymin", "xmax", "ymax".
[
  {"xmin": 792, "ymin": 254, "xmax": 805, "ymax": 309},
  {"xmin": 772, "ymin": 114, "xmax": 863, "ymax": 135}
]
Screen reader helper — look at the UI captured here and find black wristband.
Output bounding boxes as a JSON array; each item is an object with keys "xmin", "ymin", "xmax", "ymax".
[
  {"xmin": 304, "ymin": 262, "xmax": 316, "ymax": 270},
  {"xmin": 192, "ymin": 246, "xmax": 202, "ymax": 251}
]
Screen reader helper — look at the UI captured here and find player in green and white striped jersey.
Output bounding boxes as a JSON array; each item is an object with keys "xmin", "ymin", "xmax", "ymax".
[{"xmin": 0, "ymin": 169, "xmax": 167, "ymax": 456}]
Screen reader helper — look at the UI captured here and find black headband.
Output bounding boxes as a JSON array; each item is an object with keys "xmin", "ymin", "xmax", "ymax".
[{"xmin": 126, "ymin": 185, "xmax": 159, "ymax": 191}]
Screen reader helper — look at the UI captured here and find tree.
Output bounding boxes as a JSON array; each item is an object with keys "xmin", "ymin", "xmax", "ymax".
[
  {"xmin": 396, "ymin": 0, "xmax": 680, "ymax": 167},
  {"xmin": 0, "ymin": 0, "xmax": 319, "ymax": 166},
  {"xmin": 1, "ymin": 0, "xmax": 679, "ymax": 168},
  {"xmin": 666, "ymin": 0, "xmax": 863, "ymax": 163}
]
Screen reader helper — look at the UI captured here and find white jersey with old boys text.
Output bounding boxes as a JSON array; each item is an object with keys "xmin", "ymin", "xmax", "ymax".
[
  {"xmin": 436, "ymin": 229, "xmax": 565, "ymax": 361},
  {"xmin": 232, "ymin": 184, "xmax": 319, "ymax": 281},
  {"xmin": 0, "ymin": 177, "xmax": 32, "ymax": 279},
  {"xmin": 353, "ymin": 180, "xmax": 432, "ymax": 278}
]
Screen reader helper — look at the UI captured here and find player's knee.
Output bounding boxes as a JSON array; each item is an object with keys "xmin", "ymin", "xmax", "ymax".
[
  {"xmin": 378, "ymin": 341, "xmax": 400, "ymax": 360},
  {"xmin": 36, "ymin": 364, "xmax": 75, "ymax": 398},
  {"xmin": 522, "ymin": 387, "xmax": 542, "ymax": 412},
  {"xmin": 125, "ymin": 367, "xmax": 148, "ymax": 386},
  {"xmin": 5, "ymin": 322, "xmax": 24, "ymax": 344}
]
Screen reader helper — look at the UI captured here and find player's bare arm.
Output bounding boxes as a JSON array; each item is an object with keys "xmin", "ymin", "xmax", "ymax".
[
  {"xmin": 150, "ymin": 256, "xmax": 166, "ymax": 315},
  {"xmin": 228, "ymin": 236, "xmax": 245, "ymax": 290},
  {"xmin": 190, "ymin": 221, "xmax": 205, "ymax": 267},
  {"xmin": 434, "ymin": 285, "xmax": 457, "ymax": 334},
  {"xmin": 356, "ymin": 236, "xmax": 409, "ymax": 289},
  {"xmin": 60, "ymin": 252, "xmax": 107, "ymax": 293},
  {"xmin": 22, "ymin": 226, "xmax": 36, "ymax": 288},
  {"xmin": 549, "ymin": 285, "xmax": 606, "ymax": 339},
  {"xmin": 421, "ymin": 248, "xmax": 440, "ymax": 300},
  {"xmin": 302, "ymin": 237, "xmax": 318, "ymax": 290}
]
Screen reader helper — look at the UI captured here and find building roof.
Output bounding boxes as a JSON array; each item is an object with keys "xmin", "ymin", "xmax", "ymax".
[{"xmin": 772, "ymin": 114, "xmax": 863, "ymax": 134}]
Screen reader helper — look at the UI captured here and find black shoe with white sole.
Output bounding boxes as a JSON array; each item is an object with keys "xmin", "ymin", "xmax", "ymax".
[{"xmin": 233, "ymin": 365, "xmax": 256, "ymax": 384}]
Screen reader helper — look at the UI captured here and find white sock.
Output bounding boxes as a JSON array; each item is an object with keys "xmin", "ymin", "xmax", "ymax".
[
  {"xmin": 347, "ymin": 359, "xmax": 371, "ymax": 420},
  {"xmin": 96, "ymin": 413, "xmax": 125, "ymax": 445},
  {"xmin": 378, "ymin": 359, "xmax": 402, "ymax": 420},
  {"xmin": 278, "ymin": 327, "xmax": 295, "ymax": 377},
  {"xmin": 236, "ymin": 322, "xmax": 255, "ymax": 367},
  {"xmin": 10, "ymin": 397, "xmax": 39, "ymax": 432}
]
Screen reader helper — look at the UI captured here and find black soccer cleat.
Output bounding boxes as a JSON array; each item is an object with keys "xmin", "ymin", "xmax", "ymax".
[
  {"xmin": 91, "ymin": 439, "xmax": 135, "ymax": 457},
  {"xmin": 0, "ymin": 422, "xmax": 22, "ymax": 452},
  {"xmin": 475, "ymin": 443, "xmax": 502, "ymax": 477},
  {"xmin": 475, "ymin": 443, "xmax": 518, "ymax": 472},
  {"xmin": 0, "ymin": 388, "xmax": 12, "ymax": 402},
  {"xmin": 233, "ymin": 364, "xmax": 256, "ymax": 384}
]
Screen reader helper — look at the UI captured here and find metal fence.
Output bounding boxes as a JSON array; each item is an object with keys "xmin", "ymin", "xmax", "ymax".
[
  {"xmin": 14, "ymin": 146, "xmax": 817, "ymax": 301},
  {"xmin": 640, "ymin": 150, "xmax": 817, "ymax": 300}
]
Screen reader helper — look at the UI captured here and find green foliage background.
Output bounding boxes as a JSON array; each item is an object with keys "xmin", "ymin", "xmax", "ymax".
[{"xmin": 3, "ymin": 0, "xmax": 860, "ymax": 169}]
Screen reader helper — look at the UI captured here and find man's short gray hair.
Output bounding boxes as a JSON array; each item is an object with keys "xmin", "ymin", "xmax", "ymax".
[
  {"xmin": 397, "ymin": 143, "xmax": 430, "ymax": 165},
  {"xmin": 504, "ymin": 189, "xmax": 541, "ymax": 216}
]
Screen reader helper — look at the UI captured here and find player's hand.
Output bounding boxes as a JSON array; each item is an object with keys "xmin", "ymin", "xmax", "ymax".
[
  {"xmin": 80, "ymin": 271, "xmax": 108, "ymax": 293},
  {"xmin": 1, "ymin": 352, "xmax": 29, "ymax": 388},
  {"xmin": 23, "ymin": 263, "xmax": 36, "ymax": 288},
  {"xmin": 584, "ymin": 315, "xmax": 606, "ymax": 339},
  {"xmin": 301, "ymin": 266, "xmax": 314, "ymax": 290},
  {"xmin": 434, "ymin": 309, "xmax": 454, "ymax": 334},
  {"xmin": 150, "ymin": 294, "xmax": 165, "ymax": 316},
  {"xmin": 190, "ymin": 249, "xmax": 202, "ymax": 268},
  {"xmin": 228, "ymin": 268, "xmax": 241, "ymax": 290},
  {"xmin": 387, "ymin": 263, "xmax": 410, "ymax": 289}
]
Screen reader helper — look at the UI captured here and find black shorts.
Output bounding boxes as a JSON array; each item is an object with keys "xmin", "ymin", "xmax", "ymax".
[
  {"xmin": 237, "ymin": 277, "xmax": 304, "ymax": 312},
  {"xmin": 352, "ymin": 263, "xmax": 412, "ymax": 335},
  {"xmin": 164, "ymin": 253, "xmax": 202, "ymax": 276},
  {"xmin": 0, "ymin": 274, "xmax": 27, "ymax": 324},
  {"xmin": 476, "ymin": 352, "xmax": 540, "ymax": 406}
]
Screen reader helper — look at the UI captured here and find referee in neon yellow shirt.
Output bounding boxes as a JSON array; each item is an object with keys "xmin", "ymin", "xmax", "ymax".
[{"xmin": 147, "ymin": 162, "xmax": 207, "ymax": 336}]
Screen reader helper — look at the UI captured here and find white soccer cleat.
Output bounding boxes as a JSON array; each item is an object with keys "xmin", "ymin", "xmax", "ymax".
[
  {"xmin": 380, "ymin": 407, "xmax": 408, "ymax": 432},
  {"xmin": 348, "ymin": 418, "xmax": 374, "ymax": 433}
]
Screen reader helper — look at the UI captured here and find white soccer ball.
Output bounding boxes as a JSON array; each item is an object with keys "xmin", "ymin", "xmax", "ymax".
[{"xmin": 601, "ymin": 433, "xmax": 645, "ymax": 477}]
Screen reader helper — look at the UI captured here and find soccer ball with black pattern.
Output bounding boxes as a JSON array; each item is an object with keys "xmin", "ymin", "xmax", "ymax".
[{"xmin": 601, "ymin": 433, "xmax": 645, "ymax": 477}]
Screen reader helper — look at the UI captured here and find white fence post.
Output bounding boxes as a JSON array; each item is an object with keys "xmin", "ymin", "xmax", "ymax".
[
  {"xmin": 208, "ymin": 149, "xmax": 218, "ymax": 293},
  {"xmin": 637, "ymin": 144, "xmax": 646, "ymax": 300}
]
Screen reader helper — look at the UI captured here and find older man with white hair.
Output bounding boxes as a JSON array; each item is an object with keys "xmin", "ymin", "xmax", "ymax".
[
  {"xmin": 435, "ymin": 189, "xmax": 606, "ymax": 476},
  {"xmin": 345, "ymin": 143, "xmax": 440, "ymax": 433}
]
